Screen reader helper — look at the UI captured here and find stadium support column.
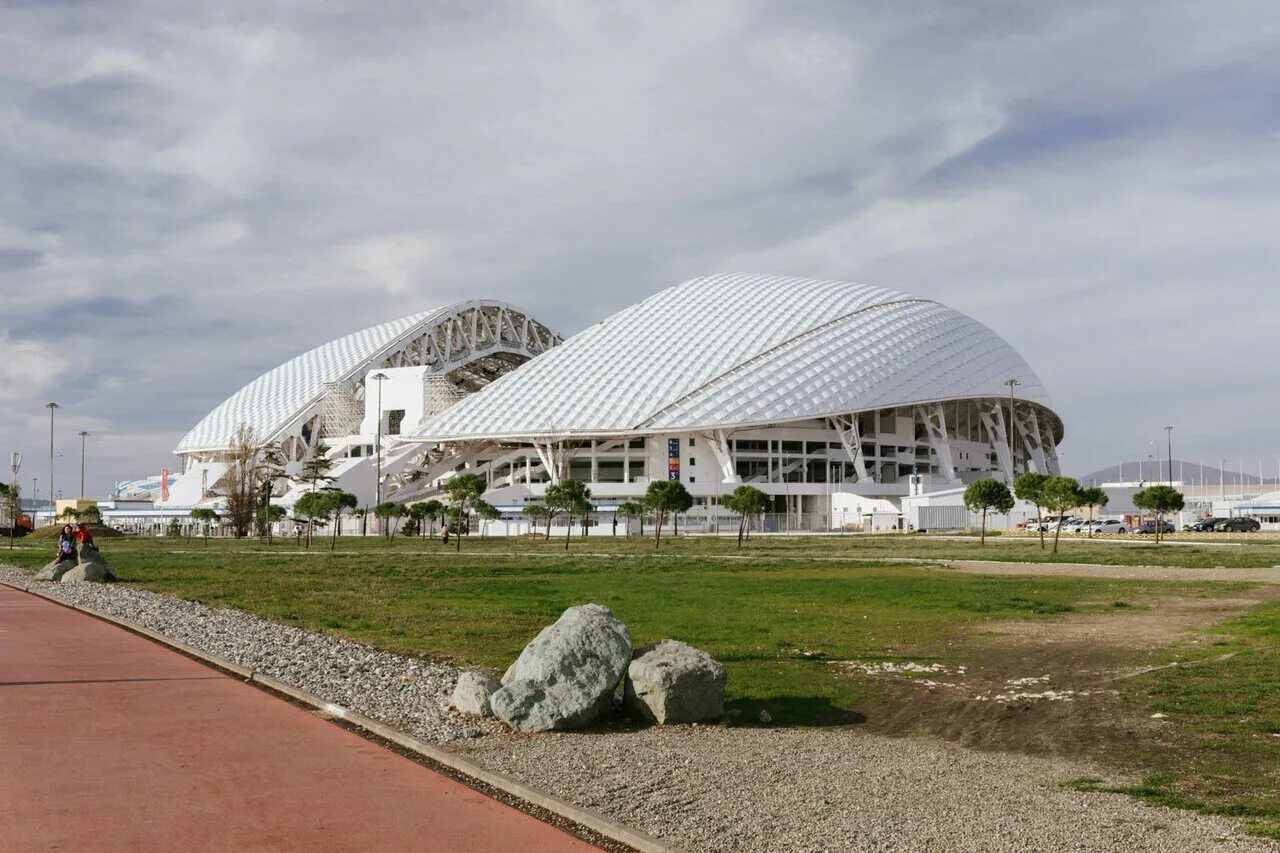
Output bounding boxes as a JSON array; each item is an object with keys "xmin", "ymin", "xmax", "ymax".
[
  {"xmin": 1011, "ymin": 406, "xmax": 1050, "ymax": 474},
  {"xmin": 701, "ymin": 430, "xmax": 741, "ymax": 484},
  {"xmin": 978, "ymin": 401, "xmax": 1014, "ymax": 483},
  {"xmin": 828, "ymin": 415, "xmax": 870, "ymax": 482},
  {"xmin": 915, "ymin": 404, "xmax": 957, "ymax": 483}
]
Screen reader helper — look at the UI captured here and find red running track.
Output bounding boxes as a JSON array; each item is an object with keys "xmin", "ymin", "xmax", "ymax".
[{"xmin": 0, "ymin": 586, "xmax": 597, "ymax": 852}]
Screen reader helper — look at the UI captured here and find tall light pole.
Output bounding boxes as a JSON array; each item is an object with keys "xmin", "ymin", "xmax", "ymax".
[
  {"xmin": 9, "ymin": 452, "xmax": 21, "ymax": 549},
  {"xmin": 46, "ymin": 402, "xmax": 59, "ymax": 521},
  {"xmin": 1164, "ymin": 425, "xmax": 1173, "ymax": 486},
  {"xmin": 32, "ymin": 477, "xmax": 38, "ymax": 526},
  {"xmin": 371, "ymin": 373, "xmax": 388, "ymax": 509},
  {"xmin": 78, "ymin": 431, "xmax": 89, "ymax": 498},
  {"xmin": 1003, "ymin": 378, "xmax": 1020, "ymax": 483}
]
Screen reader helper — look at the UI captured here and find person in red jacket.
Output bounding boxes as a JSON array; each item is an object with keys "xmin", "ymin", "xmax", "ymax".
[{"xmin": 75, "ymin": 522, "xmax": 95, "ymax": 548}]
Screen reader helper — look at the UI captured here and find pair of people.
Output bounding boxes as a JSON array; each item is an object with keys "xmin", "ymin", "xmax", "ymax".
[{"xmin": 54, "ymin": 522, "xmax": 95, "ymax": 564}]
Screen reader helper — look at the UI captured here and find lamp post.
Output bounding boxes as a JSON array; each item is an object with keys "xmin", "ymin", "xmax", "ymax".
[
  {"xmin": 1003, "ymin": 378, "xmax": 1021, "ymax": 483},
  {"xmin": 1164, "ymin": 425, "xmax": 1173, "ymax": 486},
  {"xmin": 9, "ymin": 452, "xmax": 20, "ymax": 549},
  {"xmin": 32, "ymin": 478, "xmax": 38, "ymax": 527},
  {"xmin": 78, "ymin": 431, "xmax": 89, "ymax": 498},
  {"xmin": 371, "ymin": 373, "xmax": 388, "ymax": 509},
  {"xmin": 46, "ymin": 402, "xmax": 59, "ymax": 520}
]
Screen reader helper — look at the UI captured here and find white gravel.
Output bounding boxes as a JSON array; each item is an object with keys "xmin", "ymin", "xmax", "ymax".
[
  {"xmin": 459, "ymin": 727, "xmax": 1279, "ymax": 852},
  {"xmin": 0, "ymin": 565, "xmax": 498, "ymax": 743},
  {"xmin": 7, "ymin": 565, "xmax": 1276, "ymax": 852}
]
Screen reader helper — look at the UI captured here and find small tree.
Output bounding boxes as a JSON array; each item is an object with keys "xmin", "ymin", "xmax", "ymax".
[
  {"xmin": 59, "ymin": 506, "xmax": 80, "ymax": 523},
  {"xmin": 545, "ymin": 479, "xmax": 593, "ymax": 551},
  {"xmin": 257, "ymin": 443, "xmax": 287, "ymax": 545},
  {"xmin": 963, "ymin": 478, "xmax": 1014, "ymax": 545},
  {"xmin": 294, "ymin": 491, "xmax": 329, "ymax": 548},
  {"xmin": 474, "ymin": 499, "xmax": 501, "ymax": 538},
  {"xmin": 3, "ymin": 483, "xmax": 20, "ymax": 549},
  {"xmin": 299, "ymin": 442, "xmax": 335, "ymax": 493},
  {"xmin": 443, "ymin": 472, "xmax": 486, "ymax": 552},
  {"xmin": 615, "ymin": 501, "xmax": 643, "ymax": 537},
  {"xmin": 1078, "ymin": 487, "xmax": 1108, "ymax": 538},
  {"xmin": 79, "ymin": 505, "xmax": 102, "ymax": 525},
  {"xmin": 418, "ymin": 499, "xmax": 444, "ymax": 539},
  {"xmin": 190, "ymin": 507, "xmax": 219, "ymax": 544},
  {"xmin": 1041, "ymin": 476, "xmax": 1083, "ymax": 554},
  {"xmin": 373, "ymin": 501, "xmax": 405, "ymax": 540},
  {"xmin": 522, "ymin": 503, "xmax": 550, "ymax": 538},
  {"xmin": 220, "ymin": 425, "xmax": 263, "ymax": 538},
  {"xmin": 644, "ymin": 480, "xmax": 693, "ymax": 551},
  {"xmin": 328, "ymin": 491, "xmax": 358, "ymax": 550},
  {"xmin": 1014, "ymin": 471, "xmax": 1050, "ymax": 548},
  {"xmin": 258, "ymin": 503, "xmax": 287, "ymax": 538},
  {"xmin": 724, "ymin": 485, "xmax": 768, "ymax": 548},
  {"xmin": 1133, "ymin": 485, "xmax": 1184, "ymax": 544}
]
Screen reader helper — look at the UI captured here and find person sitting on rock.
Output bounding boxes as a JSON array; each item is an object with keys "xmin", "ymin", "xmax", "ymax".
[
  {"xmin": 75, "ymin": 522, "xmax": 96, "ymax": 550},
  {"xmin": 55, "ymin": 525, "xmax": 77, "ymax": 564}
]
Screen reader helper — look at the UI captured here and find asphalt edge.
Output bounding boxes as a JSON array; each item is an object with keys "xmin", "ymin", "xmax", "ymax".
[{"xmin": 1, "ymin": 580, "xmax": 679, "ymax": 853}]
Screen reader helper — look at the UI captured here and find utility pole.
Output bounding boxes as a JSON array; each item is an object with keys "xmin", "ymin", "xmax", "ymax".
[
  {"xmin": 32, "ymin": 478, "xmax": 38, "ymax": 527},
  {"xmin": 1164, "ymin": 425, "xmax": 1173, "ymax": 486},
  {"xmin": 1003, "ymin": 378, "xmax": 1020, "ymax": 483},
  {"xmin": 78, "ymin": 431, "xmax": 89, "ymax": 498},
  {"xmin": 46, "ymin": 402, "xmax": 59, "ymax": 522}
]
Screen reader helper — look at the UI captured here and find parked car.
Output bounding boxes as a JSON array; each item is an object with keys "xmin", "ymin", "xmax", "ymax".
[
  {"xmin": 1214, "ymin": 517, "xmax": 1261, "ymax": 533},
  {"xmin": 1089, "ymin": 519, "xmax": 1127, "ymax": 534},
  {"xmin": 1184, "ymin": 517, "xmax": 1224, "ymax": 532},
  {"xmin": 1061, "ymin": 518, "xmax": 1092, "ymax": 533},
  {"xmin": 1134, "ymin": 520, "xmax": 1175, "ymax": 534}
]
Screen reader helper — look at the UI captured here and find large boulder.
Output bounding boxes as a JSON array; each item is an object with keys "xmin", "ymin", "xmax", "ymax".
[
  {"xmin": 625, "ymin": 640, "xmax": 726, "ymax": 724},
  {"xmin": 490, "ymin": 604, "xmax": 632, "ymax": 732},
  {"xmin": 60, "ymin": 545, "xmax": 117, "ymax": 584},
  {"xmin": 34, "ymin": 558, "xmax": 74, "ymax": 582},
  {"xmin": 451, "ymin": 670, "xmax": 502, "ymax": 717}
]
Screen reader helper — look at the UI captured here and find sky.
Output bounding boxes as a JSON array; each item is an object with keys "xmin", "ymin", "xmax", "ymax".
[{"xmin": 2, "ymin": 1, "xmax": 1279, "ymax": 498}]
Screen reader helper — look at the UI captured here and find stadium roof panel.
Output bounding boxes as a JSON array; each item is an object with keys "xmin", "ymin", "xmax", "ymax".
[{"xmin": 420, "ymin": 273, "xmax": 1055, "ymax": 440}]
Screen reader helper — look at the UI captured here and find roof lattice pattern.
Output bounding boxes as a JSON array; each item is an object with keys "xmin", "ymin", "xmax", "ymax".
[{"xmin": 421, "ymin": 273, "xmax": 1056, "ymax": 440}]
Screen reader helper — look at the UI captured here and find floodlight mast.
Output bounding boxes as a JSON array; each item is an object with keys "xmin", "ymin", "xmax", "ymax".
[{"xmin": 46, "ymin": 402, "xmax": 59, "ymax": 522}]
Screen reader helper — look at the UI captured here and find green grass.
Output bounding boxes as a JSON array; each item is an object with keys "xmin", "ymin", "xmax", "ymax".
[
  {"xmin": 1108, "ymin": 601, "xmax": 1280, "ymax": 838},
  {"xmin": 0, "ymin": 534, "xmax": 1252, "ymax": 725}
]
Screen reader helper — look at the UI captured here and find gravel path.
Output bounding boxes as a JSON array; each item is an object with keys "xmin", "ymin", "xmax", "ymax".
[
  {"xmin": 6, "ymin": 564, "xmax": 1276, "ymax": 852},
  {"xmin": 943, "ymin": 560, "xmax": 1280, "ymax": 583},
  {"xmin": 0, "ymin": 566, "xmax": 498, "ymax": 743},
  {"xmin": 459, "ymin": 727, "xmax": 1279, "ymax": 852}
]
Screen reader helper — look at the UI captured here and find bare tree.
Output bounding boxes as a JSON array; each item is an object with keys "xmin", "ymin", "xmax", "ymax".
[{"xmin": 219, "ymin": 425, "xmax": 263, "ymax": 538}]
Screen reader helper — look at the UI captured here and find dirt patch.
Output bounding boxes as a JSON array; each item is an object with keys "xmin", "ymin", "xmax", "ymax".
[{"xmin": 844, "ymin": 585, "xmax": 1280, "ymax": 758}]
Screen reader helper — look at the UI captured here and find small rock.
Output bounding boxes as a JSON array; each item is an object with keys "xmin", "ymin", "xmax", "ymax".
[
  {"xmin": 1150, "ymin": 712, "xmax": 1168, "ymax": 719},
  {"xmin": 759, "ymin": 709, "xmax": 773, "ymax": 724},
  {"xmin": 451, "ymin": 670, "xmax": 501, "ymax": 717}
]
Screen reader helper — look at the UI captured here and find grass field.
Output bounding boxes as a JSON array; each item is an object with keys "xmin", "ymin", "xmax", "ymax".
[{"xmin": 4, "ymin": 531, "xmax": 1278, "ymax": 836}]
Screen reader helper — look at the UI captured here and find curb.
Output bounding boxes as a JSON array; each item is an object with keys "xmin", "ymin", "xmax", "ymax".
[{"xmin": 2, "ymin": 580, "xmax": 679, "ymax": 853}]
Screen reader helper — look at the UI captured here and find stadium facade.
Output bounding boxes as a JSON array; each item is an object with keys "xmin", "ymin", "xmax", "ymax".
[{"xmin": 162, "ymin": 274, "xmax": 1062, "ymax": 531}]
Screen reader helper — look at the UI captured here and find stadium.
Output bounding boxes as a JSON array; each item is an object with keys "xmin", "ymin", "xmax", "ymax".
[{"xmin": 162, "ymin": 274, "xmax": 1063, "ymax": 531}]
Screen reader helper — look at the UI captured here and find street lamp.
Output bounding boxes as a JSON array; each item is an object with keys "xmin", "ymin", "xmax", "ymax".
[
  {"xmin": 1003, "ymin": 378, "xmax": 1021, "ymax": 483},
  {"xmin": 46, "ymin": 402, "xmax": 59, "ymax": 519},
  {"xmin": 78, "ymin": 431, "xmax": 89, "ymax": 498},
  {"xmin": 371, "ymin": 373, "xmax": 389, "ymax": 508},
  {"xmin": 9, "ymin": 451, "xmax": 21, "ymax": 549},
  {"xmin": 1164, "ymin": 425, "xmax": 1173, "ymax": 486},
  {"xmin": 31, "ymin": 477, "xmax": 38, "ymax": 527}
]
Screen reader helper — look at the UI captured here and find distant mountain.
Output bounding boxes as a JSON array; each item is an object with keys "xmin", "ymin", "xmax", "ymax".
[{"xmin": 1078, "ymin": 460, "xmax": 1273, "ymax": 487}]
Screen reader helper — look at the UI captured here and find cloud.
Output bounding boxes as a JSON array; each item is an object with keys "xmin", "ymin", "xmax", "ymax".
[{"xmin": 1, "ymin": 0, "xmax": 1279, "ymax": 493}]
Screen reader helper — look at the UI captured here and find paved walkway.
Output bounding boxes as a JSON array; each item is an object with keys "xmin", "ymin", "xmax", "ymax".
[{"xmin": 0, "ymin": 587, "xmax": 596, "ymax": 852}]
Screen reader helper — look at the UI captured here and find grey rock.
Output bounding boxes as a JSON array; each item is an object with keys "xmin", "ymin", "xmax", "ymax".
[
  {"xmin": 60, "ymin": 545, "xmax": 117, "ymax": 584},
  {"xmin": 758, "ymin": 709, "xmax": 773, "ymax": 724},
  {"xmin": 625, "ymin": 640, "xmax": 726, "ymax": 724},
  {"xmin": 34, "ymin": 558, "xmax": 74, "ymax": 582},
  {"xmin": 490, "ymin": 603, "xmax": 632, "ymax": 732},
  {"xmin": 452, "ymin": 670, "xmax": 502, "ymax": 717}
]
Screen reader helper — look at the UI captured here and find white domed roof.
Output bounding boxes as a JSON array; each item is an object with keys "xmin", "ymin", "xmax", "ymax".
[{"xmin": 421, "ymin": 273, "xmax": 1057, "ymax": 440}]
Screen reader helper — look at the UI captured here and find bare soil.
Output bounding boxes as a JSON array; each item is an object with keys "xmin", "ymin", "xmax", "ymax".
[{"xmin": 846, "ymin": 577, "xmax": 1280, "ymax": 758}]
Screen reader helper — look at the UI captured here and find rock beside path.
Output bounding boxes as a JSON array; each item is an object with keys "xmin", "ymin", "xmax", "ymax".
[
  {"xmin": 452, "ymin": 671, "xmax": 502, "ymax": 717},
  {"xmin": 33, "ymin": 545, "xmax": 116, "ymax": 584},
  {"xmin": 491, "ymin": 603, "xmax": 632, "ymax": 732},
  {"xmin": 625, "ymin": 640, "xmax": 726, "ymax": 724}
]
